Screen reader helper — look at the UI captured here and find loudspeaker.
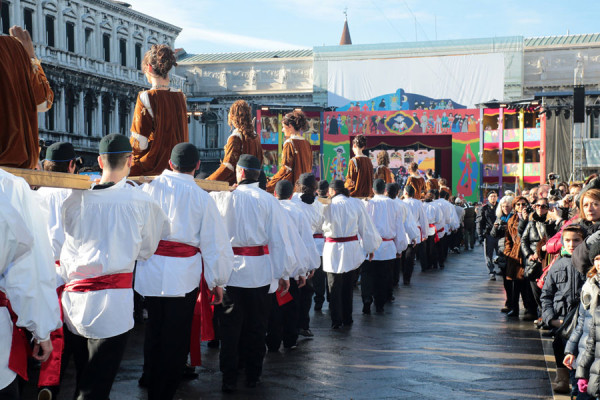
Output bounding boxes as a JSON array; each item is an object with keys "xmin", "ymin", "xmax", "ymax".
[{"xmin": 574, "ymin": 85, "xmax": 585, "ymax": 123}]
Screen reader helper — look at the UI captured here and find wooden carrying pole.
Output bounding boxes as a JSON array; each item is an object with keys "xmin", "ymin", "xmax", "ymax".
[{"xmin": 0, "ymin": 167, "xmax": 231, "ymax": 192}]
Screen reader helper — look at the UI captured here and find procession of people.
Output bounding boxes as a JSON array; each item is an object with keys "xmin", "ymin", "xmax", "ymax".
[{"xmin": 3, "ymin": 20, "xmax": 589, "ymax": 400}]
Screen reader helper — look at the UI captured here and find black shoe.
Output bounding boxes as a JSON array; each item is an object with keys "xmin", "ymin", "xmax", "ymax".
[
  {"xmin": 500, "ymin": 307, "xmax": 510, "ymax": 313},
  {"xmin": 489, "ymin": 274, "xmax": 496, "ymax": 281},
  {"xmin": 138, "ymin": 374, "xmax": 148, "ymax": 388},
  {"xmin": 332, "ymin": 323, "xmax": 341, "ymax": 329},
  {"xmin": 375, "ymin": 306, "xmax": 384, "ymax": 313},
  {"xmin": 522, "ymin": 312, "xmax": 537, "ymax": 321},
  {"xmin": 181, "ymin": 364, "xmax": 199, "ymax": 380},
  {"xmin": 299, "ymin": 329, "xmax": 314, "ymax": 337},
  {"xmin": 222, "ymin": 383, "xmax": 236, "ymax": 393},
  {"xmin": 343, "ymin": 320, "xmax": 353, "ymax": 327},
  {"xmin": 439, "ymin": 264, "xmax": 445, "ymax": 269},
  {"xmin": 506, "ymin": 310, "xmax": 519, "ymax": 318},
  {"xmin": 246, "ymin": 378, "xmax": 261, "ymax": 388},
  {"xmin": 207, "ymin": 339, "xmax": 220, "ymax": 349},
  {"xmin": 314, "ymin": 304, "xmax": 323, "ymax": 312},
  {"xmin": 362, "ymin": 303, "xmax": 371, "ymax": 315},
  {"xmin": 403, "ymin": 280, "xmax": 410, "ymax": 286}
]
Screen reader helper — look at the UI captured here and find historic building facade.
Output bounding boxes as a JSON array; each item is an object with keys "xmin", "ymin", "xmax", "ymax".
[{"xmin": 0, "ymin": 0, "xmax": 183, "ymax": 161}]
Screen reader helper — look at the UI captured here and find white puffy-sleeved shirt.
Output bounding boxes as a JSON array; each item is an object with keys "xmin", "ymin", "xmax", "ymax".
[
  {"xmin": 280, "ymin": 199, "xmax": 320, "ymax": 275},
  {"xmin": 423, "ymin": 201, "xmax": 442, "ymax": 236},
  {"xmin": 365, "ymin": 195, "xmax": 407, "ymax": 261},
  {"xmin": 210, "ymin": 182, "xmax": 296, "ymax": 288},
  {"xmin": 322, "ymin": 195, "xmax": 382, "ymax": 273},
  {"xmin": 37, "ymin": 187, "xmax": 71, "ymax": 286},
  {"xmin": 404, "ymin": 197, "xmax": 429, "ymax": 242},
  {"xmin": 395, "ymin": 197, "xmax": 420, "ymax": 245},
  {"xmin": 135, "ymin": 170, "xmax": 234, "ymax": 296},
  {"xmin": 435, "ymin": 198, "xmax": 459, "ymax": 234},
  {"xmin": 60, "ymin": 178, "xmax": 169, "ymax": 339},
  {"xmin": 0, "ymin": 170, "xmax": 61, "ymax": 389},
  {"xmin": 291, "ymin": 193, "xmax": 325, "ymax": 255},
  {"xmin": 455, "ymin": 204, "xmax": 465, "ymax": 226}
]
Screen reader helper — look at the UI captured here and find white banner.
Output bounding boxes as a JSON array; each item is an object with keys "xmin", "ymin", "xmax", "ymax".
[{"xmin": 327, "ymin": 53, "xmax": 505, "ymax": 109}]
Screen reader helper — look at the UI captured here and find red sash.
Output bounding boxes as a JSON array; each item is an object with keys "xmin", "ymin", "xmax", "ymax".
[
  {"xmin": 38, "ymin": 284, "xmax": 64, "ymax": 387},
  {"xmin": 313, "ymin": 233, "xmax": 324, "ymax": 239},
  {"xmin": 382, "ymin": 238, "xmax": 395, "ymax": 242},
  {"xmin": 232, "ymin": 245, "xmax": 269, "ymax": 256},
  {"xmin": 0, "ymin": 291, "xmax": 31, "ymax": 380},
  {"xmin": 190, "ymin": 267, "xmax": 214, "ymax": 367},
  {"xmin": 429, "ymin": 224, "xmax": 440, "ymax": 243},
  {"xmin": 154, "ymin": 240, "xmax": 200, "ymax": 258},
  {"xmin": 63, "ymin": 272, "xmax": 133, "ymax": 292},
  {"xmin": 325, "ymin": 235, "xmax": 359, "ymax": 243}
]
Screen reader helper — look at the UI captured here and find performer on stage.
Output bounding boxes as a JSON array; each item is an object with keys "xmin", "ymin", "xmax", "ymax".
[
  {"xmin": 210, "ymin": 155, "xmax": 295, "ymax": 393},
  {"xmin": 439, "ymin": 178, "xmax": 452, "ymax": 199},
  {"xmin": 345, "ymin": 135, "xmax": 374, "ymax": 198},
  {"xmin": 207, "ymin": 100, "xmax": 263, "ymax": 185},
  {"xmin": 374, "ymin": 151, "xmax": 395, "ymax": 183},
  {"xmin": 135, "ymin": 143, "xmax": 234, "ymax": 400},
  {"xmin": 0, "ymin": 26, "xmax": 53, "ymax": 169},
  {"xmin": 59, "ymin": 134, "xmax": 168, "ymax": 400},
  {"xmin": 362, "ymin": 180, "xmax": 407, "ymax": 314},
  {"xmin": 405, "ymin": 162, "xmax": 425, "ymax": 200},
  {"xmin": 425, "ymin": 169, "xmax": 439, "ymax": 192},
  {"xmin": 130, "ymin": 44, "xmax": 188, "ymax": 176},
  {"xmin": 322, "ymin": 180, "xmax": 381, "ymax": 328},
  {"xmin": 266, "ymin": 110, "xmax": 313, "ymax": 193},
  {"xmin": 0, "ymin": 169, "xmax": 61, "ymax": 399}
]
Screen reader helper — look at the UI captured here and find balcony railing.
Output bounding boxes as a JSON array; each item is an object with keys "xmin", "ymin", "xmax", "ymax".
[{"xmin": 198, "ymin": 148, "xmax": 224, "ymax": 161}]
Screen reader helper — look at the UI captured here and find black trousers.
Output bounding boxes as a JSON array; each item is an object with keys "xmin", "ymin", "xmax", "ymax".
[
  {"xmin": 553, "ymin": 335, "xmax": 566, "ymax": 368},
  {"xmin": 438, "ymin": 234, "xmax": 448, "ymax": 267},
  {"xmin": 0, "ymin": 377, "xmax": 19, "ymax": 400},
  {"xmin": 502, "ymin": 274, "xmax": 513, "ymax": 309},
  {"xmin": 143, "ymin": 289, "xmax": 198, "ymax": 400},
  {"xmin": 402, "ymin": 245, "xmax": 416, "ymax": 284},
  {"xmin": 217, "ymin": 285, "xmax": 270, "ymax": 385},
  {"xmin": 298, "ymin": 278, "xmax": 314, "ymax": 331},
  {"xmin": 392, "ymin": 256, "xmax": 402, "ymax": 286},
  {"xmin": 64, "ymin": 328, "xmax": 129, "ymax": 400},
  {"xmin": 361, "ymin": 260, "xmax": 392, "ymax": 309},
  {"xmin": 530, "ymin": 279, "xmax": 542, "ymax": 314},
  {"xmin": 327, "ymin": 270, "xmax": 356, "ymax": 326},
  {"xmin": 510, "ymin": 279, "xmax": 537, "ymax": 314},
  {"xmin": 313, "ymin": 258, "xmax": 328, "ymax": 308},
  {"xmin": 266, "ymin": 280, "xmax": 299, "ymax": 350}
]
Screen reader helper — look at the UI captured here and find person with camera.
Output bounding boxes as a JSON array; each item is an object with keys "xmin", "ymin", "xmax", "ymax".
[
  {"xmin": 476, "ymin": 191, "xmax": 499, "ymax": 280},
  {"xmin": 491, "ymin": 195, "xmax": 514, "ymax": 313},
  {"xmin": 520, "ymin": 197, "xmax": 559, "ymax": 321}
]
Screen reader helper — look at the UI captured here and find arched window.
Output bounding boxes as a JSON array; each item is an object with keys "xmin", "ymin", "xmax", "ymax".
[{"xmin": 204, "ymin": 112, "xmax": 218, "ymax": 149}]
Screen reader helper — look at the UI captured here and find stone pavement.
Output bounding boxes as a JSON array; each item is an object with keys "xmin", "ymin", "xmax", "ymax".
[{"xmin": 23, "ymin": 245, "xmax": 554, "ymax": 399}]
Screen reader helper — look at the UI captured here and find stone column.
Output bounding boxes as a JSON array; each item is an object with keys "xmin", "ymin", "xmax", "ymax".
[
  {"xmin": 78, "ymin": 90, "xmax": 85, "ymax": 135},
  {"xmin": 113, "ymin": 97, "xmax": 119, "ymax": 133},
  {"xmin": 58, "ymin": 87, "xmax": 66, "ymax": 132},
  {"xmin": 97, "ymin": 93, "xmax": 103, "ymax": 137}
]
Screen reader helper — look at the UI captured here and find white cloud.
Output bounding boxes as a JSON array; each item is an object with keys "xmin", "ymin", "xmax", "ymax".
[{"xmin": 177, "ymin": 27, "xmax": 305, "ymax": 52}]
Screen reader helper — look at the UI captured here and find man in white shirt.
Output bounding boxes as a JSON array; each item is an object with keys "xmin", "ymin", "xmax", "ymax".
[
  {"xmin": 59, "ymin": 134, "xmax": 168, "ymax": 400},
  {"xmin": 402, "ymin": 184, "xmax": 429, "ymax": 283},
  {"xmin": 421, "ymin": 191, "xmax": 443, "ymax": 270},
  {"xmin": 135, "ymin": 143, "xmax": 234, "ymax": 400},
  {"xmin": 322, "ymin": 180, "xmax": 381, "ymax": 328},
  {"xmin": 210, "ymin": 155, "xmax": 295, "ymax": 393},
  {"xmin": 311, "ymin": 180, "xmax": 330, "ymax": 311},
  {"xmin": 0, "ymin": 170, "xmax": 60, "ymax": 399},
  {"xmin": 363, "ymin": 180, "xmax": 407, "ymax": 314}
]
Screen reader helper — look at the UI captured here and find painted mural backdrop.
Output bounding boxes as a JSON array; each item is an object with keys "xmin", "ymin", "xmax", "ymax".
[
  {"xmin": 336, "ymin": 88, "xmax": 465, "ymax": 112},
  {"xmin": 369, "ymin": 149, "xmax": 435, "ymax": 176},
  {"xmin": 452, "ymin": 132, "xmax": 480, "ymax": 202}
]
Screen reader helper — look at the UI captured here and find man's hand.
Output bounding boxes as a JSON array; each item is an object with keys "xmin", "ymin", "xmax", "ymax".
[
  {"xmin": 529, "ymin": 254, "xmax": 538, "ymax": 262},
  {"xmin": 297, "ymin": 275, "xmax": 307, "ymax": 288},
  {"xmin": 368, "ymin": 253, "xmax": 374, "ymax": 261},
  {"xmin": 306, "ymin": 270, "xmax": 315, "ymax": 280},
  {"xmin": 278, "ymin": 278, "xmax": 290, "ymax": 295},
  {"xmin": 32, "ymin": 339, "xmax": 53, "ymax": 362},
  {"xmin": 563, "ymin": 354, "xmax": 575, "ymax": 370},
  {"xmin": 210, "ymin": 286, "xmax": 223, "ymax": 305},
  {"xmin": 9, "ymin": 26, "xmax": 35, "ymax": 59},
  {"xmin": 550, "ymin": 319, "xmax": 562, "ymax": 328}
]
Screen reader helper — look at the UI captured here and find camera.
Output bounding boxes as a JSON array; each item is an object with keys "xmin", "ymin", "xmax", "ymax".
[
  {"xmin": 548, "ymin": 173, "xmax": 559, "ymax": 181},
  {"xmin": 525, "ymin": 204, "xmax": 534, "ymax": 214}
]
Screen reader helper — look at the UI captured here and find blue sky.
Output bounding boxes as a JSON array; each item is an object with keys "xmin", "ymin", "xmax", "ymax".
[{"xmin": 125, "ymin": 0, "xmax": 600, "ymax": 54}]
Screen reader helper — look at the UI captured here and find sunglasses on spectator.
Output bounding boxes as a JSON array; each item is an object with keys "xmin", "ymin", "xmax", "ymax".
[
  {"xmin": 515, "ymin": 202, "xmax": 527, "ymax": 207},
  {"xmin": 534, "ymin": 204, "xmax": 549, "ymax": 209}
]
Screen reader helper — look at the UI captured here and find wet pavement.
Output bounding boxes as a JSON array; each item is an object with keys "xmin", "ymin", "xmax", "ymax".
[{"xmin": 23, "ymin": 244, "xmax": 553, "ymax": 399}]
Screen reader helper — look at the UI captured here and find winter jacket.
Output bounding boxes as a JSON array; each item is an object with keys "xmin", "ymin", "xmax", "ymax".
[
  {"xmin": 540, "ymin": 255, "xmax": 584, "ymax": 327},
  {"xmin": 463, "ymin": 206, "xmax": 476, "ymax": 230},
  {"xmin": 504, "ymin": 214, "xmax": 525, "ymax": 280},
  {"xmin": 520, "ymin": 214, "xmax": 557, "ymax": 279},
  {"xmin": 476, "ymin": 202, "xmax": 497, "ymax": 239},
  {"xmin": 546, "ymin": 215, "xmax": 580, "ymax": 255},
  {"xmin": 575, "ymin": 307, "xmax": 600, "ymax": 397},
  {"xmin": 566, "ymin": 301, "xmax": 593, "ymax": 370}
]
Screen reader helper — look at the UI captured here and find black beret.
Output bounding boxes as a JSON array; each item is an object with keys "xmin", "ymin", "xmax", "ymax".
[
  {"xmin": 170, "ymin": 143, "xmax": 199, "ymax": 169},
  {"xmin": 373, "ymin": 178, "xmax": 386, "ymax": 193},
  {"xmin": 46, "ymin": 142, "xmax": 75, "ymax": 162},
  {"xmin": 299, "ymin": 173, "xmax": 317, "ymax": 187},
  {"xmin": 589, "ymin": 240, "xmax": 600, "ymax": 265},
  {"xmin": 318, "ymin": 180, "xmax": 329, "ymax": 191},
  {"xmin": 404, "ymin": 184, "xmax": 415, "ymax": 197},
  {"xmin": 386, "ymin": 183, "xmax": 399, "ymax": 198},
  {"xmin": 99, "ymin": 134, "xmax": 132, "ymax": 155},
  {"xmin": 238, "ymin": 154, "xmax": 261, "ymax": 171},
  {"xmin": 330, "ymin": 179, "xmax": 345, "ymax": 191},
  {"xmin": 275, "ymin": 180, "xmax": 294, "ymax": 199}
]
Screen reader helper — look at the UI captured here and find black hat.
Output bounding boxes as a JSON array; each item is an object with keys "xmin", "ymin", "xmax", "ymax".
[
  {"xmin": 404, "ymin": 184, "xmax": 416, "ymax": 197},
  {"xmin": 331, "ymin": 179, "xmax": 345, "ymax": 191},
  {"xmin": 386, "ymin": 183, "xmax": 399, "ymax": 198},
  {"xmin": 99, "ymin": 134, "xmax": 132, "ymax": 155},
  {"xmin": 275, "ymin": 180, "xmax": 294, "ymax": 199},
  {"xmin": 299, "ymin": 173, "xmax": 317, "ymax": 188},
  {"xmin": 373, "ymin": 178, "xmax": 386, "ymax": 194},
  {"xmin": 238, "ymin": 154, "xmax": 261, "ymax": 171},
  {"xmin": 258, "ymin": 170, "xmax": 267, "ymax": 190},
  {"xmin": 170, "ymin": 143, "xmax": 199, "ymax": 170},
  {"xmin": 45, "ymin": 142, "xmax": 75, "ymax": 162},
  {"xmin": 318, "ymin": 180, "xmax": 329, "ymax": 191},
  {"xmin": 589, "ymin": 240, "xmax": 600, "ymax": 265}
]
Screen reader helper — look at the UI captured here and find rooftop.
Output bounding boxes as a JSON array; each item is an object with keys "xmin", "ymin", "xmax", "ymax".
[
  {"xmin": 525, "ymin": 33, "xmax": 600, "ymax": 48},
  {"xmin": 178, "ymin": 49, "xmax": 313, "ymax": 64}
]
